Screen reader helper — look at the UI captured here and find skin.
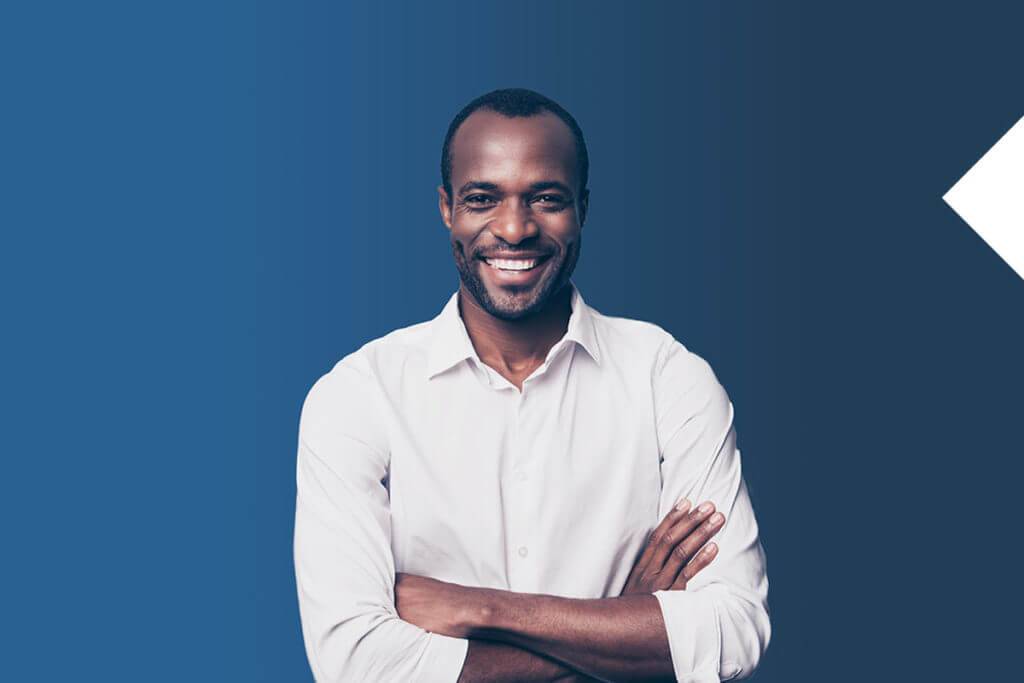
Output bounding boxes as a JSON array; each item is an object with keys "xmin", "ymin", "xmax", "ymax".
[
  {"xmin": 397, "ymin": 500, "xmax": 725, "ymax": 682},
  {"xmin": 438, "ymin": 109, "xmax": 587, "ymax": 390},
  {"xmin": 397, "ymin": 109, "xmax": 727, "ymax": 682}
]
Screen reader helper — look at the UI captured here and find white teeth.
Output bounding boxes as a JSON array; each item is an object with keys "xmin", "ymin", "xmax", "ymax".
[{"xmin": 485, "ymin": 258, "xmax": 539, "ymax": 271}]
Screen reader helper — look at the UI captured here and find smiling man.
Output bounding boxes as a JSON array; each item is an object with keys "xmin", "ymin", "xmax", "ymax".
[{"xmin": 294, "ymin": 88, "xmax": 771, "ymax": 682}]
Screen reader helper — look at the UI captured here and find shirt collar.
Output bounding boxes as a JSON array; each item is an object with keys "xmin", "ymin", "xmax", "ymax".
[{"xmin": 426, "ymin": 279, "xmax": 602, "ymax": 380}]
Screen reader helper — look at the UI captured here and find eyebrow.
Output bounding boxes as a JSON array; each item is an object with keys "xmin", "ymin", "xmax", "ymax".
[
  {"xmin": 457, "ymin": 180, "xmax": 573, "ymax": 196},
  {"xmin": 457, "ymin": 181, "xmax": 500, "ymax": 196}
]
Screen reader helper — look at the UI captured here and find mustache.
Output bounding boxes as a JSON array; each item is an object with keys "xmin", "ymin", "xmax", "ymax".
[{"xmin": 474, "ymin": 247, "xmax": 555, "ymax": 259}]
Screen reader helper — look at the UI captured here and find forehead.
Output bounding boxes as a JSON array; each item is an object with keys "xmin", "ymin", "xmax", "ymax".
[{"xmin": 449, "ymin": 109, "xmax": 578, "ymax": 188}]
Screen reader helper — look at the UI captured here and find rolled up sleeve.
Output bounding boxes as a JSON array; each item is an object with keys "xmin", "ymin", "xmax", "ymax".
[
  {"xmin": 293, "ymin": 355, "xmax": 469, "ymax": 682},
  {"xmin": 651, "ymin": 340, "xmax": 771, "ymax": 682}
]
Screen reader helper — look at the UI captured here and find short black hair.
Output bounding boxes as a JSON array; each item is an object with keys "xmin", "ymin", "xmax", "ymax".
[{"xmin": 440, "ymin": 88, "xmax": 589, "ymax": 199}]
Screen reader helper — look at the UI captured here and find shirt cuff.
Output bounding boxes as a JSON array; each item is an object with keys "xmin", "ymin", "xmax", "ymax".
[
  {"xmin": 421, "ymin": 631, "xmax": 469, "ymax": 683},
  {"xmin": 652, "ymin": 588, "xmax": 722, "ymax": 683}
]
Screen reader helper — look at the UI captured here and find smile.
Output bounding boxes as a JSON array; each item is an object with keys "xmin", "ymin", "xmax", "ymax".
[{"xmin": 483, "ymin": 257, "xmax": 545, "ymax": 271}]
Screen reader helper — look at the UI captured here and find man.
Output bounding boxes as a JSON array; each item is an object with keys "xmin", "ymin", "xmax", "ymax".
[{"xmin": 294, "ymin": 88, "xmax": 770, "ymax": 682}]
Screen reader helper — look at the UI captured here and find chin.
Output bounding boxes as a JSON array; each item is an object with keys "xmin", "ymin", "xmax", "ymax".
[
  {"xmin": 488, "ymin": 299, "xmax": 543, "ymax": 320},
  {"xmin": 484, "ymin": 279, "xmax": 563, "ymax": 320}
]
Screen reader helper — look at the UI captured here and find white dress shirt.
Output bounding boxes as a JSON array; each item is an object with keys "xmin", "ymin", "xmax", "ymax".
[{"xmin": 293, "ymin": 280, "xmax": 770, "ymax": 682}]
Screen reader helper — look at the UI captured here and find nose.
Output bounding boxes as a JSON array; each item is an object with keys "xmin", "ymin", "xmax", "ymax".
[{"xmin": 489, "ymin": 199, "xmax": 539, "ymax": 245}]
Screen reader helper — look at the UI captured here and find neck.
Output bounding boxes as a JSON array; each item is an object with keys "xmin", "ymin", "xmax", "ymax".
[{"xmin": 458, "ymin": 283, "xmax": 572, "ymax": 375}]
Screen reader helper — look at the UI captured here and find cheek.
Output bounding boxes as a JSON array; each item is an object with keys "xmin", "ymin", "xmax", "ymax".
[
  {"xmin": 450, "ymin": 214, "xmax": 484, "ymax": 237},
  {"xmin": 541, "ymin": 217, "xmax": 581, "ymax": 248},
  {"xmin": 450, "ymin": 233, "xmax": 479, "ymax": 265},
  {"xmin": 450, "ymin": 222, "xmax": 490, "ymax": 254}
]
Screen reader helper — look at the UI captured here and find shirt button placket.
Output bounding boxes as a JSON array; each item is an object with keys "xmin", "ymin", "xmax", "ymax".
[
  {"xmin": 512, "ymin": 389, "xmax": 528, "ymax": 484},
  {"xmin": 512, "ymin": 388, "xmax": 531, "ymax": 567}
]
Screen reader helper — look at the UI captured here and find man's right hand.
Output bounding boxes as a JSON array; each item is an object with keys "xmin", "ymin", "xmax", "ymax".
[{"xmin": 620, "ymin": 499, "xmax": 725, "ymax": 595}]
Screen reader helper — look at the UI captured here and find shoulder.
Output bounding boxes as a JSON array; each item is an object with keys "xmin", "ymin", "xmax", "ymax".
[
  {"xmin": 591, "ymin": 309, "xmax": 674, "ymax": 367},
  {"xmin": 300, "ymin": 316, "xmax": 434, "ymax": 424},
  {"xmin": 636, "ymin": 328, "xmax": 730, "ymax": 431},
  {"xmin": 592, "ymin": 309, "xmax": 716, "ymax": 381},
  {"xmin": 592, "ymin": 309, "xmax": 727, "ymax": 418}
]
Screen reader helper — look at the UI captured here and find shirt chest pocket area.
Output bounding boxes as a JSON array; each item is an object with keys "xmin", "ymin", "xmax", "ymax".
[
  {"xmin": 388, "ymin": 428, "xmax": 507, "ymax": 579},
  {"xmin": 531, "ymin": 427, "xmax": 662, "ymax": 555}
]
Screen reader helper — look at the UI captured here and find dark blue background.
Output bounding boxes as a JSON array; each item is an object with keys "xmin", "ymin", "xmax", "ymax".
[{"xmin": 4, "ymin": 1, "xmax": 1023, "ymax": 680}]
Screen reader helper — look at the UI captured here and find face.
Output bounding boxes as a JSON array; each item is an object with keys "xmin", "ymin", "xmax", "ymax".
[{"xmin": 439, "ymin": 109, "xmax": 588, "ymax": 320}]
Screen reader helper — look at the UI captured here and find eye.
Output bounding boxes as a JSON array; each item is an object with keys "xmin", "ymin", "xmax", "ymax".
[
  {"xmin": 533, "ymin": 194, "xmax": 567, "ymax": 208},
  {"xmin": 463, "ymin": 194, "xmax": 496, "ymax": 206}
]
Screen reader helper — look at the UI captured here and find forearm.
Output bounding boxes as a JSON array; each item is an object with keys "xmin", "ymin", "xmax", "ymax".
[
  {"xmin": 458, "ymin": 639, "xmax": 599, "ymax": 683},
  {"xmin": 469, "ymin": 591, "xmax": 675, "ymax": 682}
]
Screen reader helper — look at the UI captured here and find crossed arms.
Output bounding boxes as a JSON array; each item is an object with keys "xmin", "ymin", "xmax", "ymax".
[
  {"xmin": 294, "ymin": 342, "xmax": 770, "ymax": 682},
  {"xmin": 394, "ymin": 498, "xmax": 726, "ymax": 682}
]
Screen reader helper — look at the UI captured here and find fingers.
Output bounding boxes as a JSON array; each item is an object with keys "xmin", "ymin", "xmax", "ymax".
[
  {"xmin": 627, "ymin": 498, "xmax": 693, "ymax": 582},
  {"xmin": 664, "ymin": 509, "xmax": 724, "ymax": 572},
  {"xmin": 646, "ymin": 501, "xmax": 720, "ymax": 579},
  {"xmin": 671, "ymin": 542, "xmax": 719, "ymax": 589},
  {"xmin": 658, "ymin": 510, "xmax": 725, "ymax": 588}
]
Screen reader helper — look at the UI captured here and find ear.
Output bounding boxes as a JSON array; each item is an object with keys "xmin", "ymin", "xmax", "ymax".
[
  {"xmin": 578, "ymin": 188, "xmax": 590, "ymax": 229},
  {"xmin": 438, "ymin": 185, "xmax": 453, "ymax": 231}
]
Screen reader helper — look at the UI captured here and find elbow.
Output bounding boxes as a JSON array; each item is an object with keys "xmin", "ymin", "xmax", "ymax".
[
  {"xmin": 720, "ymin": 599, "xmax": 771, "ymax": 681},
  {"xmin": 653, "ymin": 582, "xmax": 770, "ymax": 683},
  {"xmin": 300, "ymin": 609, "xmax": 465, "ymax": 683},
  {"xmin": 301, "ymin": 610, "xmax": 400, "ymax": 682}
]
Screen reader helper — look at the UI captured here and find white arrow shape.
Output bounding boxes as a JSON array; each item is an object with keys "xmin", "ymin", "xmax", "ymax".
[{"xmin": 944, "ymin": 115, "xmax": 1024, "ymax": 281}]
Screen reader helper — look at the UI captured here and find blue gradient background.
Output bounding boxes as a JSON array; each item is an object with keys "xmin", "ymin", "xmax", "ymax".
[{"xmin": 3, "ymin": 1, "xmax": 1024, "ymax": 681}]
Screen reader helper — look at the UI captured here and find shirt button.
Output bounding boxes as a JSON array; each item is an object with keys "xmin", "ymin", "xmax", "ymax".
[
  {"xmin": 514, "ymin": 469, "xmax": 528, "ymax": 482},
  {"xmin": 518, "ymin": 546, "xmax": 529, "ymax": 558}
]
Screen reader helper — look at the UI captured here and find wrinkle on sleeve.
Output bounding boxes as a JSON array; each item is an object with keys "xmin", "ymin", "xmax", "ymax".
[
  {"xmin": 650, "ymin": 340, "xmax": 771, "ymax": 682},
  {"xmin": 294, "ymin": 355, "xmax": 468, "ymax": 682}
]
